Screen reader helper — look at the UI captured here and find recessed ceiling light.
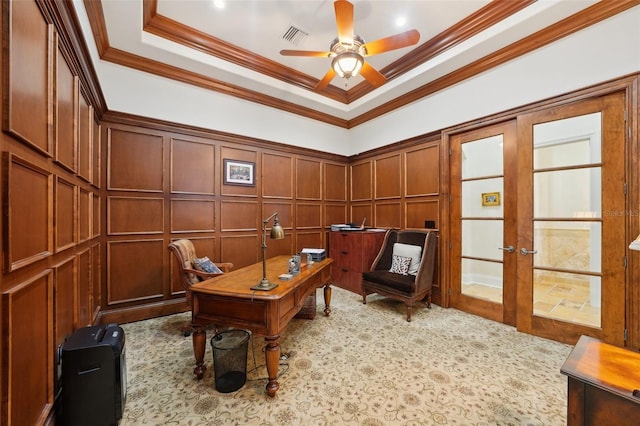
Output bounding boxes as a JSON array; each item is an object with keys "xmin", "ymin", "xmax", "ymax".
[
  {"xmin": 395, "ymin": 16, "xmax": 407, "ymax": 27},
  {"xmin": 213, "ymin": 0, "xmax": 225, "ymax": 9}
]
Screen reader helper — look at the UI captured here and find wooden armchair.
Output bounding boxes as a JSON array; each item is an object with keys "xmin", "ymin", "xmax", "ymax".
[
  {"xmin": 361, "ymin": 229, "xmax": 437, "ymax": 322},
  {"xmin": 168, "ymin": 239, "xmax": 233, "ymax": 335}
]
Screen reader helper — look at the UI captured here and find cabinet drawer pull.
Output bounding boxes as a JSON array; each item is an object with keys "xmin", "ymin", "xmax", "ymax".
[
  {"xmin": 341, "ymin": 250, "xmax": 348, "ymax": 255},
  {"xmin": 341, "ymin": 267, "xmax": 349, "ymax": 272}
]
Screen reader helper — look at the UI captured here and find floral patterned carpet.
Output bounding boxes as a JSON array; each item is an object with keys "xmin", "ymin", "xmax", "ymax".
[{"xmin": 120, "ymin": 287, "xmax": 571, "ymax": 425}]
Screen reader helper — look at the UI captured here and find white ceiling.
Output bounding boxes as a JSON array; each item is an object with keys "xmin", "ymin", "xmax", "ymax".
[{"xmin": 77, "ymin": 0, "xmax": 602, "ymax": 124}]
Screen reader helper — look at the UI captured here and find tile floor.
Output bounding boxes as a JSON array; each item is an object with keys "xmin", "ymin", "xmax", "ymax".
[{"xmin": 462, "ymin": 279, "xmax": 600, "ymax": 328}]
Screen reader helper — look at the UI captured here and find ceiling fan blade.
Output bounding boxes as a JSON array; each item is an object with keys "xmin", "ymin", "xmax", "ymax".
[
  {"xmin": 280, "ymin": 49, "xmax": 332, "ymax": 57},
  {"xmin": 334, "ymin": 0, "xmax": 354, "ymax": 45},
  {"xmin": 362, "ymin": 29, "xmax": 420, "ymax": 56},
  {"xmin": 315, "ymin": 68, "xmax": 337, "ymax": 91},
  {"xmin": 359, "ymin": 62, "xmax": 387, "ymax": 87}
]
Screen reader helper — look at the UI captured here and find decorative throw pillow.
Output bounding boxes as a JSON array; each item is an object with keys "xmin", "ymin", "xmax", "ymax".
[
  {"xmin": 392, "ymin": 243, "xmax": 422, "ymax": 275},
  {"xmin": 389, "ymin": 254, "xmax": 412, "ymax": 275},
  {"xmin": 192, "ymin": 256, "xmax": 223, "ymax": 274}
]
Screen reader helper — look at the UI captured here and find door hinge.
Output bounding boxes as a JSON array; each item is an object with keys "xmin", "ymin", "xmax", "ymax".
[
  {"xmin": 624, "ymin": 256, "xmax": 627, "ymax": 269},
  {"xmin": 449, "ymin": 147, "xmax": 452, "ymax": 156},
  {"xmin": 624, "ymin": 328, "xmax": 628, "ymax": 342},
  {"xmin": 448, "ymin": 241, "xmax": 452, "ymax": 249},
  {"xmin": 624, "ymin": 182, "xmax": 627, "ymax": 195},
  {"xmin": 448, "ymin": 288, "xmax": 452, "ymax": 296}
]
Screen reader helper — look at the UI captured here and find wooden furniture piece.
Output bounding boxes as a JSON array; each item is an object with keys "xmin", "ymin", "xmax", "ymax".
[
  {"xmin": 561, "ymin": 335, "xmax": 640, "ymax": 426},
  {"xmin": 190, "ymin": 255, "xmax": 333, "ymax": 397},
  {"xmin": 361, "ymin": 229, "xmax": 437, "ymax": 322},
  {"xmin": 329, "ymin": 230, "xmax": 386, "ymax": 294},
  {"xmin": 168, "ymin": 239, "xmax": 234, "ymax": 335}
]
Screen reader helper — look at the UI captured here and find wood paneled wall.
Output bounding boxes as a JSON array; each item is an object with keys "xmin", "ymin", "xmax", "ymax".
[
  {"xmin": 0, "ymin": 1, "xmax": 103, "ymax": 424},
  {"xmin": 99, "ymin": 120, "xmax": 350, "ymax": 325}
]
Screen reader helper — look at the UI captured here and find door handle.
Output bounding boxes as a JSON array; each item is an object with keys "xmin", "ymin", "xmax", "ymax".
[
  {"xmin": 520, "ymin": 248, "xmax": 538, "ymax": 255},
  {"xmin": 498, "ymin": 246, "xmax": 515, "ymax": 253}
]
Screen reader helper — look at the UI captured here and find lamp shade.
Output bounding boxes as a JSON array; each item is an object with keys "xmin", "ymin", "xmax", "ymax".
[
  {"xmin": 332, "ymin": 52, "xmax": 363, "ymax": 79},
  {"xmin": 270, "ymin": 217, "xmax": 285, "ymax": 240}
]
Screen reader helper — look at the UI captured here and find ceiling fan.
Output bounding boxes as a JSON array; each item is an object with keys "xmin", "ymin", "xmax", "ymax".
[{"xmin": 280, "ymin": 0, "xmax": 420, "ymax": 90}]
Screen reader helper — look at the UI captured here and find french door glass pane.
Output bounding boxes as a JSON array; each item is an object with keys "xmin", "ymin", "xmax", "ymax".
[
  {"xmin": 533, "ymin": 270, "xmax": 601, "ymax": 327},
  {"xmin": 462, "ymin": 178, "xmax": 504, "ymax": 218},
  {"xmin": 533, "ymin": 113, "xmax": 602, "ymax": 169},
  {"xmin": 462, "ymin": 135, "xmax": 503, "ymax": 179},
  {"xmin": 533, "ymin": 221, "xmax": 601, "ymax": 273},
  {"xmin": 461, "ymin": 258, "xmax": 503, "ymax": 303},
  {"xmin": 533, "ymin": 168, "xmax": 601, "ymax": 218},
  {"xmin": 462, "ymin": 220, "xmax": 503, "ymax": 261}
]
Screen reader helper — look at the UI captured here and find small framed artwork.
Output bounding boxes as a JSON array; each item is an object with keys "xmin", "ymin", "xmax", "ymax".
[
  {"xmin": 223, "ymin": 159, "xmax": 255, "ymax": 186},
  {"xmin": 481, "ymin": 192, "xmax": 500, "ymax": 206}
]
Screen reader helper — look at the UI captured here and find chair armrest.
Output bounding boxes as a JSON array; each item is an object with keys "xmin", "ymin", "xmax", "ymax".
[
  {"xmin": 216, "ymin": 262, "xmax": 233, "ymax": 273},
  {"xmin": 183, "ymin": 267, "xmax": 224, "ymax": 281}
]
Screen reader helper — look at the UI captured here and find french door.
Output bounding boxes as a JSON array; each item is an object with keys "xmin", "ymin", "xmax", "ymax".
[{"xmin": 450, "ymin": 92, "xmax": 627, "ymax": 345}]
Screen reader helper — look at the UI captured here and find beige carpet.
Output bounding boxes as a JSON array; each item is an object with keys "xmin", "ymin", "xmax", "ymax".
[{"xmin": 119, "ymin": 287, "xmax": 571, "ymax": 425}]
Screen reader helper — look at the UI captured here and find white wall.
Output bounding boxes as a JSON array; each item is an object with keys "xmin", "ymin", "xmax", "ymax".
[{"xmin": 351, "ymin": 7, "xmax": 640, "ymax": 154}]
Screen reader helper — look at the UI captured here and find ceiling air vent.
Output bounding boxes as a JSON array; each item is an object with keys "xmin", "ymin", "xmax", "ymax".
[{"xmin": 282, "ymin": 25, "xmax": 308, "ymax": 46}]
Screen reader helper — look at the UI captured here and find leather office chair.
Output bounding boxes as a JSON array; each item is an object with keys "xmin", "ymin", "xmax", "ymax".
[
  {"xmin": 168, "ymin": 239, "xmax": 233, "ymax": 335},
  {"xmin": 361, "ymin": 229, "xmax": 437, "ymax": 322}
]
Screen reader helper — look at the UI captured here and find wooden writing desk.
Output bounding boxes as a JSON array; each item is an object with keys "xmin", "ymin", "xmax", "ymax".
[
  {"xmin": 561, "ymin": 335, "xmax": 640, "ymax": 425},
  {"xmin": 190, "ymin": 255, "xmax": 333, "ymax": 397}
]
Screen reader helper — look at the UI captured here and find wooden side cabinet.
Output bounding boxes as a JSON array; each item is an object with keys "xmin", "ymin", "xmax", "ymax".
[
  {"xmin": 560, "ymin": 335, "xmax": 640, "ymax": 426},
  {"xmin": 329, "ymin": 230, "xmax": 386, "ymax": 295}
]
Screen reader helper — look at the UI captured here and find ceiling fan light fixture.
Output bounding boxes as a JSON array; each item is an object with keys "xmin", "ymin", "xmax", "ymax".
[{"xmin": 332, "ymin": 52, "xmax": 363, "ymax": 79}]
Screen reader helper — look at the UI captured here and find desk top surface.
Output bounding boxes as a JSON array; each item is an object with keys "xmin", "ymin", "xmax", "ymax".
[
  {"xmin": 191, "ymin": 255, "xmax": 332, "ymax": 300},
  {"xmin": 561, "ymin": 335, "xmax": 640, "ymax": 402}
]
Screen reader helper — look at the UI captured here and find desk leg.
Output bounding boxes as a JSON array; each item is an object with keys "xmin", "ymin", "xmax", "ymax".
[
  {"xmin": 192, "ymin": 326, "xmax": 207, "ymax": 380},
  {"xmin": 323, "ymin": 284, "xmax": 332, "ymax": 316},
  {"xmin": 265, "ymin": 336, "xmax": 280, "ymax": 397}
]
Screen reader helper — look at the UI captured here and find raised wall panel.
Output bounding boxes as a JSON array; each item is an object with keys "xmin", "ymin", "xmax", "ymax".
[
  {"xmin": 92, "ymin": 119, "xmax": 101, "ymax": 188},
  {"xmin": 406, "ymin": 199, "xmax": 440, "ymax": 229},
  {"xmin": 92, "ymin": 194, "xmax": 101, "ymax": 237},
  {"xmin": 295, "ymin": 158, "xmax": 321, "ymax": 200},
  {"xmin": 107, "ymin": 128, "xmax": 163, "ymax": 192},
  {"xmin": 324, "ymin": 163, "xmax": 347, "ymax": 201},
  {"xmin": 107, "ymin": 240, "xmax": 164, "ymax": 305},
  {"xmin": 296, "ymin": 231, "xmax": 324, "ymax": 252},
  {"xmin": 91, "ymin": 243, "xmax": 101, "ymax": 322},
  {"xmin": 262, "ymin": 153, "xmax": 293, "ymax": 198},
  {"xmin": 325, "ymin": 204, "xmax": 347, "ymax": 227},
  {"xmin": 107, "ymin": 197, "xmax": 163, "ymax": 235},
  {"xmin": 351, "ymin": 204, "xmax": 372, "ymax": 226},
  {"xmin": 375, "ymin": 202, "xmax": 402, "ymax": 229},
  {"xmin": 77, "ymin": 248, "xmax": 92, "ymax": 326},
  {"xmin": 78, "ymin": 95, "xmax": 92, "ymax": 182},
  {"xmin": 4, "ymin": 154, "xmax": 53, "ymax": 272},
  {"xmin": 296, "ymin": 203, "xmax": 321, "ymax": 229},
  {"xmin": 220, "ymin": 235, "xmax": 259, "ymax": 270},
  {"xmin": 221, "ymin": 200, "xmax": 258, "ymax": 231},
  {"xmin": 220, "ymin": 147, "xmax": 257, "ymax": 197},
  {"xmin": 263, "ymin": 202, "xmax": 293, "ymax": 229},
  {"xmin": 171, "ymin": 199, "xmax": 215, "ymax": 233},
  {"xmin": 78, "ymin": 188, "xmax": 91, "ymax": 243},
  {"xmin": 53, "ymin": 257, "xmax": 77, "ymax": 370},
  {"xmin": 1, "ymin": 270, "xmax": 53, "ymax": 426},
  {"xmin": 54, "ymin": 177, "xmax": 76, "ymax": 252},
  {"xmin": 375, "ymin": 154, "xmax": 402, "ymax": 199},
  {"xmin": 351, "ymin": 162, "xmax": 372, "ymax": 201},
  {"xmin": 4, "ymin": 0, "xmax": 52, "ymax": 155},
  {"xmin": 171, "ymin": 138, "xmax": 215, "ymax": 194},
  {"xmin": 55, "ymin": 53, "xmax": 77, "ymax": 172},
  {"xmin": 406, "ymin": 145, "xmax": 439, "ymax": 197}
]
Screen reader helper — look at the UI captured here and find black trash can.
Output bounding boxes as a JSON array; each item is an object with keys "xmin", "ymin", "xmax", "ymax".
[{"xmin": 210, "ymin": 329, "xmax": 250, "ymax": 393}]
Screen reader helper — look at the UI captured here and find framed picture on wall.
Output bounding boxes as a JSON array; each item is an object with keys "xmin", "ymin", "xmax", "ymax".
[
  {"xmin": 481, "ymin": 192, "xmax": 500, "ymax": 206},
  {"xmin": 223, "ymin": 159, "xmax": 255, "ymax": 186}
]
